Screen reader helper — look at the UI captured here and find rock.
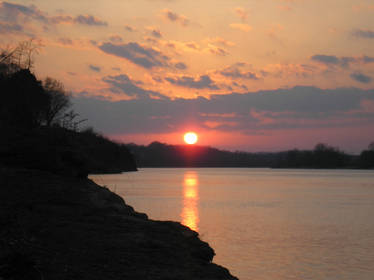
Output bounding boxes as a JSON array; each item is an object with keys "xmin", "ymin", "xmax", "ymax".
[{"xmin": 0, "ymin": 168, "xmax": 238, "ymax": 280}]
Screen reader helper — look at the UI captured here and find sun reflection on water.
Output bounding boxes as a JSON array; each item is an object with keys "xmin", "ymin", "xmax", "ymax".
[{"xmin": 181, "ymin": 171, "xmax": 199, "ymax": 231}]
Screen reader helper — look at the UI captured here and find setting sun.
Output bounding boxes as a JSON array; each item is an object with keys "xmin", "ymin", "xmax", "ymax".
[{"xmin": 184, "ymin": 132, "xmax": 198, "ymax": 145}]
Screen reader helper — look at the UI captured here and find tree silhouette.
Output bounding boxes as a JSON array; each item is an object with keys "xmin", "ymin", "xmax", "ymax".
[
  {"xmin": 0, "ymin": 40, "xmax": 40, "ymax": 75},
  {"xmin": 368, "ymin": 142, "xmax": 374, "ymax": 151},
  {"xmin": 0, "ymin": 41, "xmax": 86, "ymax": 131},
  {"xmin": 312, "ymin": 143, "xmax": 346, "ymax": 168},
  {"xmin": 42, "ymin": 77, "xmax": 71, "ymax": 126},
  {"xmin": 359, "ymin": 142, "xmax": 374, "ymax": 168},
  {"xmin": 0, "ymin": 41, "xmax": 137, "ymax": 176},
  {"xmin": 0, "ymin": 69, "xmax": 49, "ymax": 129},
  {"xmin": 0, "ymin": 41, "xmax": 48, "ymax": 129}
]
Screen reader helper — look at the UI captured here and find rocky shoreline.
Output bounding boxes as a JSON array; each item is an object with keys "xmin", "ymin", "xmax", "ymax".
[{"xmin": 0, "ymin": 167, "xmax": 238, "ymax": 280}]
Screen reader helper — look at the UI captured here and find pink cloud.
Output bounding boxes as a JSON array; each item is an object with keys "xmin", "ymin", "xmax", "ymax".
[{"xmin": 229, "ymin": 23, "xmax": 252, "ymax": 32}]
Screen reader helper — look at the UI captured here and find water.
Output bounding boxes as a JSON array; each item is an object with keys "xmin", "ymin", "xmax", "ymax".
[{"xmin": 90, "ymin": 168, "xmax": 374, "ymax": 280}]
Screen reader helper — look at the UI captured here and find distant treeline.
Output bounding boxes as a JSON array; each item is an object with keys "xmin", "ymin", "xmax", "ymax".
[
  {"xmin": 0, "ymin": 41, "xmax": 137, "ymax": 176},
  {"xmin": 126, "ymin": 142, "xmax": 374, "ymax": 169}
]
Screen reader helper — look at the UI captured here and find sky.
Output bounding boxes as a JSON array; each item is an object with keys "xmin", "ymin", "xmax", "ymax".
[{"xmin": 1, "ymin": 0, "xmax": 374, "ymax": 153}]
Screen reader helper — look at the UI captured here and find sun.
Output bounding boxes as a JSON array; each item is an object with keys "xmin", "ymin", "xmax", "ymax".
[{"xmin": 184, "ymin": 132, "xmax": 198, "ymax": 145}]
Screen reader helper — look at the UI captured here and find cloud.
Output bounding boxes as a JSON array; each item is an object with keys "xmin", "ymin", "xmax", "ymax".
[
  {"xmin": 235, "ymin": 7, "xmax": 249, "ymax": 21},
  {"xmin": 352, "ymin": 29, "xmax": 374, "ymax": 39},
  {"xmin": 165, "ymin": 75, "xmax": 219, "ymax": 89},
  {"xmin": 263, "ymin": 63, "xmax": 316, "ymax": 78},
  {"xmin": 267, "ymin": 23, "xmax": 284, "ymax": 42},
  {"xmin": 58, "ymin": 37, "xmax": 73, "ymax": 45},
  {"xmin": 73, "ymin": 15, "xmax": 107, "ymax": 26},
  {"xmin": 103, "ymin": 74, "xmax": 168, "ymax": 99},
  {"xmin": 0, "ymin": 2, "xmax": 107, "ymax": 27},
  {"xmin": 164, "ymin": 39, "xmax": 232, "ymax": 57},
  {"xmin": 50, "ymin": 14, "xmax": 107, "ymax": 26},
  {"xmin": 230, "ymin": 82, "xmax": 248, "ymax": 91},
  {"xmin": 219, "ymin": 65, "xmax": 259, "ymax": 80},
  {"xmin": 163, "ymin": 40, "xmax": 201, "ymax": 55},
  {"xmin": 144, "ymin": 36, "xmax": 159, "ymax": 44},
  {"xmin": 205, "ymin": 37, "xmax": 235, "ymax": 47},
  {"xmin": 89, "ymin": 65, "xmax": 101, "ymax": 72},
  {"xmin": 206, "ymin": 44, "xmax": 229, "ymax": 56},
  {"xmin": 350, "ymin": 72, "xmax": 372, "ymax": 84},
  {"xmin": 311, "ymin": 54, "xmax": 374, "ymax": 68},
  {"xmin": 48, "ymin": 15, "xmax": 72, "ymax": 24},
  {"xmin": 0, "ymin": 2, "xmax": 47, "ymax": 23},
  {"xmin": 311, "ymin": 54, "xmax": 341, "ymax": 64},
  {"xmin": 0, "ymin": 21, "xmax": 23, "ymax": 33},
  {"xmin": 229, "ymin": 23, "xmax": 252, "ymax": 32},
  {"xmin": 73, "ymin": 86, "xmax": 374, "ymax": 135},
  {"xmin": 146, "ymin": 26, "xmax": 163, "ymax": 38},
  {"xmin": 185, "ymin": 42, "xmax": 199, "ymax": 50},
  {"xmin": 161, "ymin": 9, "xmax": 189, "ymax": 26},
  {"xmin": 109, "ymin": 35, "xmax": 123, "ymax": 43},
  {"xmin": 124, "ymin": 25, "xmax": 136, "ymax": 32},
  {"xmin": 362, "ymin": 56, "xmax": 374, "ymax": 63},
  {"xmin": 98, "ymin": 42, "xmax": 170, "ymax": 69},
  {"xmin": 174, "ymin": 62, "xmax": 187, "ymax": 70}
]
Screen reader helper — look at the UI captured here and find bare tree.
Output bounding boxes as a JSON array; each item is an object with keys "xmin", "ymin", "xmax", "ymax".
[
  {"xmin": 43, "ymin": 77, "xmax": 71, "ymax": 126},
  {"xmin": 61, "ymin": 110, "xmax": 87, "ymax": 131},
  {"xmin": 0, "ymin": 39, "xmax": 41, "ymax": 75},
  {"xmin": 0, "ymin": 47, "xmax": 19, "ymax": 75},
  {"xmin": 13, "ymin": 39, "xmax": 40, "ymax": 70}
]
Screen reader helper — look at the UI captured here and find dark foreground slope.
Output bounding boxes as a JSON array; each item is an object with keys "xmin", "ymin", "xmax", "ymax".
[{"xmin": 0, "ymin": 168, "xmax": 238, "ymax": 280}]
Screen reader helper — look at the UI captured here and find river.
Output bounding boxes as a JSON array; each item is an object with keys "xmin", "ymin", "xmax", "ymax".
[{"xmin": 90, "ymin": 168, "xmax": 374, "ymax": 280}]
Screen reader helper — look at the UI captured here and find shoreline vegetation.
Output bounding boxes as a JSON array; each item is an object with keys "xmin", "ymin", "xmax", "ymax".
[
  {"xmin": 127, "ymin": 142, "xmax": 374, "ymax": 169},
  {"xmin": 1, "ymin": 42, "xmax": 238, "ymax": 279}
]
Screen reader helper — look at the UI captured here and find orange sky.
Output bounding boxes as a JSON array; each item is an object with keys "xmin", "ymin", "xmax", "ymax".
[{"xmin": 1, "ymin": 0, "xmax": 374, "ymax": 152}]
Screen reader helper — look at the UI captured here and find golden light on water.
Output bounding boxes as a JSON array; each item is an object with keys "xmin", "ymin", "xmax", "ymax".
[{"xmin": 181, "ymin": 171, "xmax": 199, "ymax": 231}]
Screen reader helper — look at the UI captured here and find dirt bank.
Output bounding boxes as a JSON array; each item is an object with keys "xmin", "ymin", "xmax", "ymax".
[{"xmin": 0, "ymin": 167, "xmax": 238, "ymax": 280}]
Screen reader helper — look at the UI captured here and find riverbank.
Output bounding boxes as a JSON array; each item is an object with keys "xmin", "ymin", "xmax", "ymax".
[{"xmin": 0, "ymin": 167, "xmax": 238, "ymax": 280}]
